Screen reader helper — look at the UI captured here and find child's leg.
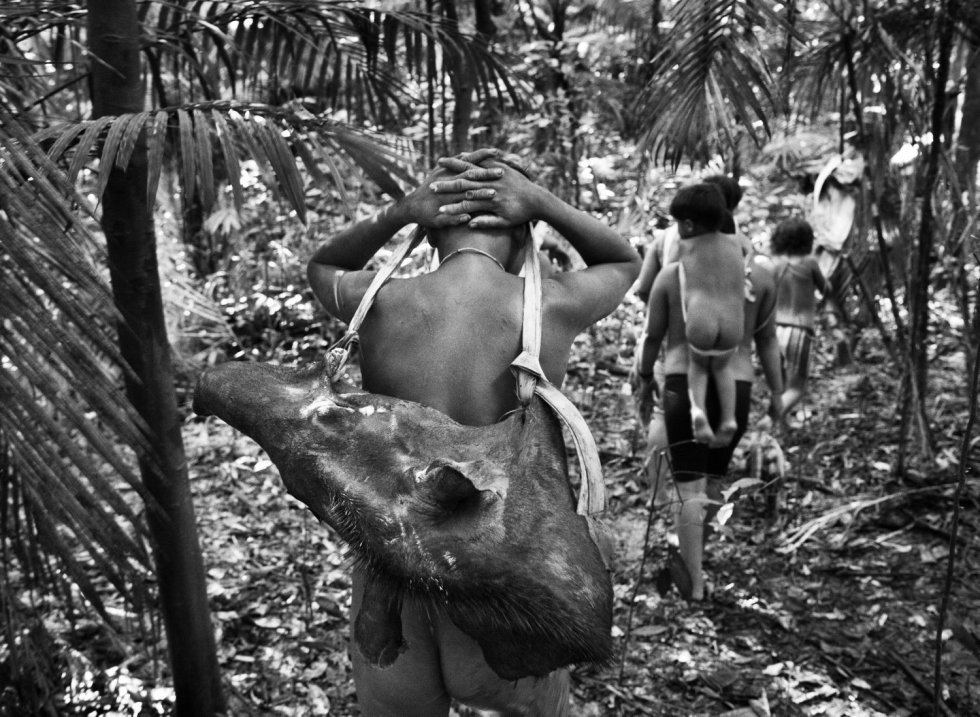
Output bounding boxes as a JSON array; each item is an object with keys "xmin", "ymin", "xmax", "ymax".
[
  {"xmin": 711, "ymin": 357, "xmax": 739, "ymax": 447},
  {"xmin": 778, "ymin": 326, "xmax": 812, "ymax": 421},
  {"xmin": 781, "ymin": 375, "xmax": 806, "ymax": 418},
  {"xmin": 687, "ymin": 356, "xmax": 715, "ymax": 445}
]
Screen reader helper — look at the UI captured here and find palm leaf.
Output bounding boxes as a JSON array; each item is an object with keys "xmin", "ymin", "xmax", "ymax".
[
  {"xmin": 146, "ymin": 110, "xmax": 170, "ymax": 208},
  {"xmin": 95, "ymin": 110, "xmax": 131, "ymax": 200},
  {"xmin": 793, "ymin": 6, "xmax": 925, "ymax": 131},
  {"xmin": 253, "ymin": 118, "xmax": 307, "ymax": 222},
  {"xmin": 631, "ymin": 0, "xmax": 784, "ymax": 163},
  {"xmin": 176, "ymin": 108, "xmax": 199, "ymax": 200},
  {"xmin": 211, "ymin": 108, "xmax": 244, "ymax": 212},
  {"xmin": 0, "ymin": 117, "xmax": 157, "ymax": 632},
  {"xmin": 114, "ymin": 112, "xmax": 149, "ymax": 172},
  {"xmin": 43, "ymin": 121, "xmax": 87, "ymax": 163},
  {"xmin": 32, "ymin": 101, "xmax": 420, "ymax": 217},
  {"xmin": 65, "ymin": 115, "xmax": 111, "ymax": 186},
  {"xmin": 193, "ymin": 108, "xmax": 217, "ymax": 211},
  {"xmin": 127, "ymin": 0, "xmax": 516, "ymax": 122},
  {"xmin": 225, "ymin": 106, "xmax": 281, "ymax": 197}
]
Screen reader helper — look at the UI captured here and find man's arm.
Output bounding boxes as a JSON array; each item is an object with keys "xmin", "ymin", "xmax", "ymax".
[
  {"xmin": 307, "ymin": 158, "xmax": 502, "ymax": 321},
  {"xmin": 807, "ymin": 255, "xmax": 830, "ymax": 296},
  {"xmin": 636, "ymin": 272, "xmax": 670, "ymax": 377},
  {"xmin": 752, "ymin": 279, "xmax": 784, "ymax": 420},
  {"xmin": 631, "ymin": 270, "xmax": 671, "ymax": 415},
  {"xmin": 634, "ymin": 235, "xmax": 663, "ymax": 303}
]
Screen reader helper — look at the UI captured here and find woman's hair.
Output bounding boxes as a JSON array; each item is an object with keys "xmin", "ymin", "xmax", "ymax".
[
  {"xmin": 703, "ymin": 174, "xmax": 743, "ymax": 210},
  {"xmin": 770, "ymin": 218, "xmax": 815, "ymax": 255},
  {"xmin": 669, "ymin": 183, "xmax": 726, "ymax": 232}
]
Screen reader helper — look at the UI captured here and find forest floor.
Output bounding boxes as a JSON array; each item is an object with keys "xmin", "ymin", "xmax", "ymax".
[{"xmin": 168, "ymin": 309, "xmax": 980, "ymax": 717}]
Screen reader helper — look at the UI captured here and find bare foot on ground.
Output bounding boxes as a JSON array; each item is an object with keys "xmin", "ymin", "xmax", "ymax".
[
  {"xmin": 711, "ymin": 419, "xmax": 738, "ymax": 448},
  {"xmin": 691, "ymin": 407, "xmax": 714, "ymax": 444}
]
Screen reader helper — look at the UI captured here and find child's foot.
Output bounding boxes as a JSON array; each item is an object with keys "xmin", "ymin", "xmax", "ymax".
[
  {"xmin": 711, "ymin": 419, "xmax": 738, "ymax": 448},
  {"xmin": 691, "ymin": 407, "xmax": 714, "ymax": 444}
]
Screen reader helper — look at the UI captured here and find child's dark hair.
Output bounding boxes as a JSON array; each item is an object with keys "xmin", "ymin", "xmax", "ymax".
[
  {"xmin": 703, "ymin": 174, "xmax": 743, "ymax": 210},
  {"xmin": 669, "ymin": 183, "xmax": 726, "ymax": 232},
  {"xmin": 770, "ymin": 218, "xmax": 815, "ymax": 256}
]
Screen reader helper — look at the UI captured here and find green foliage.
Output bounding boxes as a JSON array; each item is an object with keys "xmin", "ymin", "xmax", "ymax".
[{"xmin": 631, "ymin": 0, "xmax": 786, "ymax": 165}]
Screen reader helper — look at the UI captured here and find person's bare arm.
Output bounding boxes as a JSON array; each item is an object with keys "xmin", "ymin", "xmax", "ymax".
[
  {"xmin": 752, "ymin": 280, "xmax": 784, "ymax": 420},
  {"xmin": 636, "ymin": 271, "xmax": 670, "ymax": 379},
  {"xmin": 634, "ymin": 235, "xmax": 663, "ymax": 304},
  {"xmin": 631, "ymin": 270, "xmax": 670, "ymax": 414},
  {"xmin": 307, "ymin": 158, "xmax": 502, "ymax": 321},
  {"xmin": 808, "ymin": 255, "xmax": 830, "ymax": 296}
]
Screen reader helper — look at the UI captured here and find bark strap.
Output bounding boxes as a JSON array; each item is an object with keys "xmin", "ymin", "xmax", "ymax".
[
  {"xmin": 511, "ymin": 245, "xmax": 606, "ymax": 516},
  {"xmin": 326, "ymin": 228, "xmax": 424, "ymax": 377}
]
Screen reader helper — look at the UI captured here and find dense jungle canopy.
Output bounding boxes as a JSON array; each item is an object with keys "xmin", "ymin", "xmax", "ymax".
[{"xmin": 1, "ymin": 0, "xmax": 979, "ymax": 715}]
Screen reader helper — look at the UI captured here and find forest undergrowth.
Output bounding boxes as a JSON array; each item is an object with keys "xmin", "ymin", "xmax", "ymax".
[
  {"xmin": 168, "ymin": 309, "xmax": 979, "ymax": 717},
  {"xmin": 17, "ymin": 163, "xmax": 978, "ymax": 715}
]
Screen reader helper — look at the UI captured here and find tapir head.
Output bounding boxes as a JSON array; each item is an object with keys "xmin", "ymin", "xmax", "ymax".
[{"xmin": 193, "ymin": 360, "xmax": 612, "ymax": 680}]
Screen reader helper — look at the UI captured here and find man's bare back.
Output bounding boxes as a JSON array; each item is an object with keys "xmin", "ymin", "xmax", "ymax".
[{"xmin": 355, "ymin": 254, "xmax": 590, "ymax": 426}]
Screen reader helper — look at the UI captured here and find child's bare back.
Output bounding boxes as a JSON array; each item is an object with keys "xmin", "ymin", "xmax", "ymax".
[{"xmin": 680, "ymin": 232, "xmax": 745, "ymax": 354}]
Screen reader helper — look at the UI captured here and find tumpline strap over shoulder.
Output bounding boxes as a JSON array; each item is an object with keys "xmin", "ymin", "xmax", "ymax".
[
  {"xmin": 511, "ymin": 246, "xmax": 606, "ymax": 516},
  {"xmin": 327, "ymin": 231, "xmax": 606, "ymax": 517},
  {"xmin": 324, "ymin": 229, "xmax": 424, "ymax": 377}
]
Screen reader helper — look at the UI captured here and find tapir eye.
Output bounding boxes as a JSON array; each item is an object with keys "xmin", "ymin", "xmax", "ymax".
[{"xmin": 424, "ymin": 463, "xmax": 481, "ymax": 518}]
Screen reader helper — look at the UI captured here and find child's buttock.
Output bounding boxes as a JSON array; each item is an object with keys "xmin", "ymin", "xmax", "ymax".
[{"xmin": 684, "ymin": 296, "xmax": 743, "ymax": 350}]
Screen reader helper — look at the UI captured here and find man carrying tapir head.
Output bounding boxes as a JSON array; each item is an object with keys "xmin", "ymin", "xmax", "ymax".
[{"xmin": 307, "ymin": 148, "xmax": 640, "ymax": 716}]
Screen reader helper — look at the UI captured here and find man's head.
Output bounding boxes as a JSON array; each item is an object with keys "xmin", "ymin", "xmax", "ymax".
[
  {"xmin": 771, "ymin": 218, "xmax": 815, "ymax": 256},
  {"xmin": 670, "ymin": 183, "xmax": 727, "ymax": 238},
  {"xmin": 703, "ymin": 174, "xmax": 743, "ymax": 210}
]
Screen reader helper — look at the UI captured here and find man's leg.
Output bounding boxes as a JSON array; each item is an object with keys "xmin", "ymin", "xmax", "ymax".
[
  {"xmin": 662, "ymin": 374, "xmax": 712, "ymax": 601},
  {"xmin": 644, "ymin": 408, "xmax": 671, "ymax": 497},
  {"xmin": 781, "ymin": 379, "xmax": 805, "ymax": 418},
  {"xmin": 350, "ymin": 571, "xmax": 451, "ymax": 717},
  {"xmin": 674, "ymin": 476, "xmax": 709, "ymax": 601},
  {"xmin": 439, "ymin": 615, "xmax": 570, "ymax": 717},
  {"xmin": 778, "ymin": 326, "xmax": 811, "ymax": 422}
]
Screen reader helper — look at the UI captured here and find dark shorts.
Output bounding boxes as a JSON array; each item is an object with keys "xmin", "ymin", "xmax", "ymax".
[
  {"xmin": 662, "ymin": 374, "xmax": 751, "ymax": 482},
  {"xmin": 777, "ymin": 324, "xmax": 813, "ymax": 383}
]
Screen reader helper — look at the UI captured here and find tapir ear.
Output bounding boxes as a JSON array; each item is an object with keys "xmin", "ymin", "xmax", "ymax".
[{"xmin": 424, "ymin": 461, "xmax": 481, "ymax": 516}]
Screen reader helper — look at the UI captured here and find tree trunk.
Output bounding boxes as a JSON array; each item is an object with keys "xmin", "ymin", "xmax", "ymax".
[
  {"xmin": 444, "ymin": 0, "xmax": 497, "ymax": 153},
  {"xmin": 907, "ymin": 1, "xmax": 956, "ymax": 461},
  {"xmin": 952, "ymin": 41, "xmax": 980, "ymax": 363},
  {"xmin": 86, "ymin": 1, "xmax": 224, "ymax": 714},
  {"xmin": 955, "ymin": 43, "xmax": 980, "ymax": 201}
]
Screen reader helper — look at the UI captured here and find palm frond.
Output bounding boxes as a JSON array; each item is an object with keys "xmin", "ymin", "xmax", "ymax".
[
  {"xmin": 793, "ymin": 4, "xmax": 931, "ymax": 131},
  {"xmin": 0, "ymin": 116, "xmax": 155, "ymax": 628},
  {"xmin": 3, "ymin": 1, "xmax": 518, "ymax": 126},
  {"xmin": 631, "ymin": 0, "xmax": 784, "ymax": 164},
  {"xmin": 35, "ymin": 100, "xmax": 419, "ymax": 221}
]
